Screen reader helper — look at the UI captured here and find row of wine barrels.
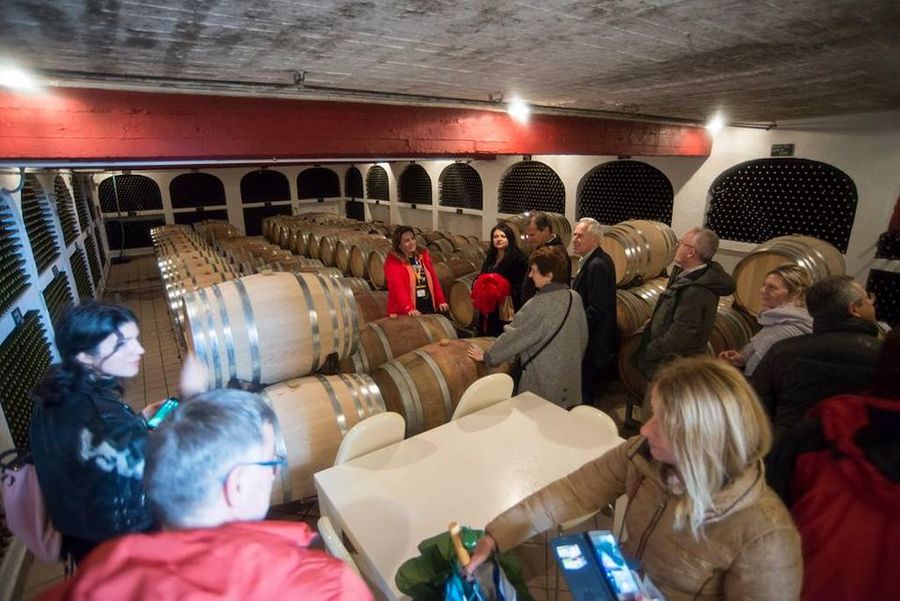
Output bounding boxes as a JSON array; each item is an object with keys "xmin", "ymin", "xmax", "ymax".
[
  {"xmin": 350, "ymin": 238, "xmax": 392, "ymax": 279},
  {"xmin": 501, "ymin": 211, "xmax": 573, "ymax": 251},
  {"xmin": 262, "ymin": 372, "xmax": 386, "ymax": 502},
  {"xmin": 601, "ymin": 220, "xmax": 677, "ymax": 287},
  {"xmin": 239, "ymin": 256, "xmax": 324, "ymax": 275},
  {"xmin": 370, "ymin": 337, "xmax": 500, "ymax": 436},
  {"xmin": 732, "ymin": 235, "xmax": 845, "ymax": 315},
  {"xmin": 339, "ymin": 314, "xmax": 458, "ymax": 373},
  {"xmin": 617, "ymin": 302, "xmax": 759, "ymax": 399},
  {"xmin": 182, "ymin": 271, "xmax": 359, "ymax": 387}
]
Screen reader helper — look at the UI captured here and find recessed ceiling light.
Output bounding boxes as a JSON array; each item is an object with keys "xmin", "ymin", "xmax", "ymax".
[
  {"xmin": 0, "ymin": 65, "xmax": 38, "ymax": 91},
  {"xmin": 706, "ymin": 112, "xmax": 725, "ymax": 133},
  {"xmin": 507, "ymin": 98, "xmax": 530, "ymax": 123}
]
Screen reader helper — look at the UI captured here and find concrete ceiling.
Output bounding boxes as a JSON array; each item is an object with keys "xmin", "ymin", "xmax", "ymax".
[{"xmin": 2, "ymin": 0, "xmax": 900, "ymax": 123}]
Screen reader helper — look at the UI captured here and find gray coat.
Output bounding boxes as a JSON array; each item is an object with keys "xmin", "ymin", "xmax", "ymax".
[{"xmin": 485, "ymin": 283, "xmax": 588, "ymax": 408}]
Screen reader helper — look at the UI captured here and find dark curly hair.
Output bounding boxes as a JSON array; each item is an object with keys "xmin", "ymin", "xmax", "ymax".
[{"xmin": 32, "ymin": 302, "xmax": 138, "ymax": 407}]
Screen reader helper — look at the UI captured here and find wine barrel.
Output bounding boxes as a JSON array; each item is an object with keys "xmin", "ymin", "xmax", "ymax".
[
  {"xmin": 366, "ymin": 247, "xmax": 392, "ymax": 289},
  {"xmin": 337, "ymin": 277, "xmax": 372, "ymax": 294},
  {"xmin": 262, "ymin": 373, "xmax": 386, "ymax": 502},
  {"xmin": 452, "ymin": 244, "xmax": 486, "ymax": 265},
  {"xmin": 350, "ymin": 238, "xmax": 391, "ymax": 279},
  {"xmin": 449, "ymin": 272, "xmax": 479, "ymax": 328},
  {"xmin": 708, "ymin": 305, "xmax": 760, "ymax": 355},
  {"xmin": 427, "ymin": 238, "xmax": 455, "ymax": 255},
  {"xmin": 732, "ymin": 235, "xmax": 845, "ymax": 315},
  {"xmin": 502, "ymin": 211, "xmax": 572, "ymax": 252},
  {"xmin": 340, "ymin": 314, "xmax": 458, "ymax": 373},
  {"xmin": 370, "ymin": 338, "xmax": 497, "ymax": 436},
  {"xmin": 433, "ymin": 258, "xmax": 478, "ymax": 299},
  {"xmin": 354, "ymin": 290, "xmax": 390, "ymax": 325},
  {"xmin": 616, "ymin": 290, "xmax": 653, "ymax": 337},
  {"xmin": 182, "ymin": 272, "xmax": 359, "ymax": 386},
  {"xmin": 601, "ymin": 220, "xmax": 677, "ymax": 287}
]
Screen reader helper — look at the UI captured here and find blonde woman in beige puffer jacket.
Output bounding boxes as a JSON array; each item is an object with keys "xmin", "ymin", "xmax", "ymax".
[{"xmin": 465, "ymin": 356, "xmax": 802, "ymax": 601}]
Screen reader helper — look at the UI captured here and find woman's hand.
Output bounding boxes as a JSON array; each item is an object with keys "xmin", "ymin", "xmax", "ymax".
[
  {"xmin": 179, "ymin": 353, "xmax": 209, "ymax": 400},
  {"xmin": 408, "ymin": 309, "xmax": 423, "ymax": 317},
  {"xmin": 438, "ymin": 302, "xmax": 450, "ymax": 313},
  {"xmin": 141, "ymin": 400, "xmax": 165, "ymax": 420},
  {"xmin": 462, "ymin": 534, "xmax": 497, "ymax": 578},
  {"xmin": 718, "ymin": 350, "xmax": 745, "ymax": 367},
  {"xmin": 467, "ymin": 345, "xmax": 485, "ymax": 362}
]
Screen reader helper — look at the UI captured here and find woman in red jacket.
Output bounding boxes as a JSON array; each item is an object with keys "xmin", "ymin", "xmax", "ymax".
[{"xmin": 383, "ymin": 225, "xmax": 449, "ymax": 316}]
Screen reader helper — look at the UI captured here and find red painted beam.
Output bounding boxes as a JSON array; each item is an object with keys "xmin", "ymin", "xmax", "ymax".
[{"xmin": 0, "ymin": 88, "xmax": 711, "ymax": 162}]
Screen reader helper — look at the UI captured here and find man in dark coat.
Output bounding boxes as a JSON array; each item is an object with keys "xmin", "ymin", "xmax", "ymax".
[
  {"xmin": 751, "ymin": 274, "xmax": 882, "ymax": 442},
  {"xmin": 572, "ymin": 218, "xmax": 618, "ymax": 405},
  {"xmin": 522, "ymin": 211, "xmax": 570, "ymax": 302},
  {"xmin": 637, "ymin": 227, "xmax": 735, "ymax": 380}
]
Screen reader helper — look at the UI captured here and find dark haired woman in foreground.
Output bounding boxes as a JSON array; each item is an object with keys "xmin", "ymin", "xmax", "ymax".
[{"xmin": 29, "ymin": 302, "xmax": 206, "ymax": 562}]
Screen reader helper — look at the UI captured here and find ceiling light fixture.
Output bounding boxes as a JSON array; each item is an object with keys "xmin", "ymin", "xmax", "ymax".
[
  {"xmin": 705, "ymin": 112, "xmax": 725, "ymax": 133},
  {"xmin": 0, "ymin": 65, "xmax": 38, "ymax": 91},
  {"xmin": 507, "ymin": 98, "xmax": 530, "ymax": 123}
]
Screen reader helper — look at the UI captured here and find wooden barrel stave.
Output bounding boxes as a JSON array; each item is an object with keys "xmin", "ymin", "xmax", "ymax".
[{"xmin": 340, "ymin": 314, "xmax": 458, "ymax": 373}]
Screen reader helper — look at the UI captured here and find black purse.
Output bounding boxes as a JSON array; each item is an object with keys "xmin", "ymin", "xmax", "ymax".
[{"xmin": 510, "ymin": 291, "xmax": 573, "ymax": 395}]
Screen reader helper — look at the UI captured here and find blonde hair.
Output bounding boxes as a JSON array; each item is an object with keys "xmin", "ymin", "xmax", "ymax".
[
  {"xmin": 651, "ymin": 356, "xmax": 772, "ymax": 537},
  {"xmin": 767, "ymin": 264, "xmax": 812, "ymax": 306}
]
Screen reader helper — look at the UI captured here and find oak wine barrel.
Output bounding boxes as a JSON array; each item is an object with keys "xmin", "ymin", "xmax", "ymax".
[
  {"xmin": 449, "ymin": 272, "xmax": 479, "ymax": 328},
  {"xmin": 262, "ymin": 373, "xmax": 386, "ymax": 502},
  {"xmin": 340, "ymin": 314, "xmax": 458, "ymax": 373},
  {"xmin": 370, "ymin": 337, "xmax": 499, "ymax": 436},
  {"xmin": 354, "ymin": 290, "xmax": 390, "ymax": 325},
  {"xmin": 601, "ymin": 220, "xmax": 677, "ymax": 287},
  {"xmin": 182, "ymin": 271, "xmax": 359, "ymax": 386}
]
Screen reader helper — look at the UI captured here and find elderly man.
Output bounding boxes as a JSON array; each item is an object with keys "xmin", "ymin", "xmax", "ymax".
[
  {"xmin": 41, "ymin": 389, "xmax": 372, "ymax": 600},
  {"xmin": 572, "ymin": 218, "xmax": 618, "ymax": 405},
  {"xmin": 752, "ymin": 275, "xmax": 882, "ymax": 442},
  {"xmin": 522, "ymin": 211, "xmax": 571, "ymax": 302},
  {"xmin": 637, "ymin": 227, "xmax": 735, "ymax": 381}
]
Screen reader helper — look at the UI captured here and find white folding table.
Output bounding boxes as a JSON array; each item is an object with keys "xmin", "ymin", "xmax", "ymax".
[{"xmin": 314, "ymin": 392, "xmax": 624, "ymax": 600}]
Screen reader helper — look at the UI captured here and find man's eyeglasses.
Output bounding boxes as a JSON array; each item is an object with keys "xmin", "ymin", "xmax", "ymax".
[
  {"xmin": 677, "ymin": 238, "xmax": 697, "ymax": 249},
  {"xmin": 231, "ymin": 455, "xmax": 287, "ymax": 477}
]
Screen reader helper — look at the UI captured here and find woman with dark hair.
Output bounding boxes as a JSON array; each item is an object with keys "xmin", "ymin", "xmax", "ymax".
[
  {"xmin": 468, "ymin": 246, "xmax": 587, "ymax": 407},
  {"xmin": 383, "ymin": 225, "xmax": 449, "ymax": 316},
  {"xmin": 473, "ymin": 223, "xmax": 529, "ymax": 336},
  {"xmin": 29, "ymin": 302, "xmax": 206, "ymax": 563}
]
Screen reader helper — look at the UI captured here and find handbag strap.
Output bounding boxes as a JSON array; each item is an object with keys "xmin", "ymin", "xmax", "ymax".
[{"xmin": 521, "ymin": 290, "xmax": 573, "ymax": 370}]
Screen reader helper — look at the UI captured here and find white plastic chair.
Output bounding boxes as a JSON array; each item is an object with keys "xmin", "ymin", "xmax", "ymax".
[
  {"xmin": 451, "ymin": 373, "xmax": 514, "ymax": 421},
  {"xmin": 317, "ymin": 515, "xmax": 360, "ymax": 575},
  {"xmin": 569, "ymin": 404, "xmax": 618, "ymax": 438},
  {"xmin": 333, "ymin": 411, "xmax": 406, "ymax": 465}
]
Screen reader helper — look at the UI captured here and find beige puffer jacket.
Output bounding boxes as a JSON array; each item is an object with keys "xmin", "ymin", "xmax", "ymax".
[{"xmin": 486, "ymin": 436, "xmax": 802, "ymax": 601}]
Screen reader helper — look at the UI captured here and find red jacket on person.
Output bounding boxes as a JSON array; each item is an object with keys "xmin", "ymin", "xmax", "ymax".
[
  {"xmin": 383, "ymin": 249, "xmax": 446, "ymax": 315},
  {"xmin": 768, "ymin": 393, "xmax": 900, "ymax": 601},
  {"xmin": 38, "ymin": 521, "xmax": 373, "ymax": 601}
]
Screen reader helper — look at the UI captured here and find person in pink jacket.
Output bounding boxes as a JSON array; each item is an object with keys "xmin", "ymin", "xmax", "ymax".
[{"xmin": 383, "ymin": 225, "xmax": 449, "ymax": 316}]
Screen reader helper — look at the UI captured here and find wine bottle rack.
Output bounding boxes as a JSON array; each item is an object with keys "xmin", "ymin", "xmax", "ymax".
[
  {"xmin": 70, "ymin": 247, "xmax": 94, "ymax": 301},
  {"xmin": 0, "ymin": 202, "xmax": 30, "ymax": 317},
  {"xmin": 72, "ymin": 176, "xmax": 93, "ymax": 231},
  {"xmin": 53, "ymin": 175, "xmax": 80, "ymax": 247},
  {"xmin": 42, "ymin": 271, "xmax": 75, "ymax": 328},
  {"xmin": 83, "ymin": 233, "xmax": 102, "ymax": 290},
  {"xmin": 21, "ymin": 175, "xmax": 61, "ymax": 273},
  {"xmin": 0, "ymin": 310, "xmax": 52, "ymax": 448}
]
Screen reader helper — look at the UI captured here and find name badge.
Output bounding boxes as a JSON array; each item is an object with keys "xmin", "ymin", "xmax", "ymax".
[{"xmin": 416, "ymin": 289, "xmax": 427, "ymax": 298}]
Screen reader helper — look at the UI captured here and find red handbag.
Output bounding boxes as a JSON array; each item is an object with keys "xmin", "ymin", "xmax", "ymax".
[{"xmin": 1, "ymin": 448, "xmax": 62, "ymax": 562}]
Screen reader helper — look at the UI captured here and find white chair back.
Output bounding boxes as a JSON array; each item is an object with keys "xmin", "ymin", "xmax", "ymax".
[
  {"xmin": 317, "ymin": 516, "xmax": 360, "ymax": 575},
  {"xmin": 333, "ymin": 411, "xmax": 405, "ymax": 465},
  {"xmin": 570, "ymin": 404, "xmax": 618, "ymax": 438},
  {"xmin": 451, "ymin": 373, "xmax": 514, "ymax": 421}
]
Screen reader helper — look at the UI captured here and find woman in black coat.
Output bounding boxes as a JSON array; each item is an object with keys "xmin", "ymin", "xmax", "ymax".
[{"xmin": 477, "ymin": 223, "xmax": 529, "ymax": 336}]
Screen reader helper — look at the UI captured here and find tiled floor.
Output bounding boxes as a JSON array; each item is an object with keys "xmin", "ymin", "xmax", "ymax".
[{"xmin": 20, "ymin": 253, "xmax": 631, "ymax": 600}]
